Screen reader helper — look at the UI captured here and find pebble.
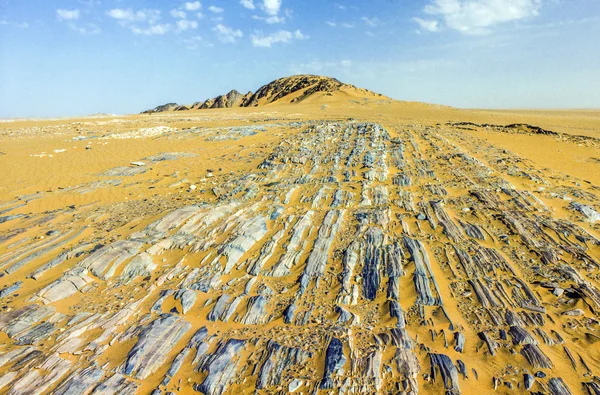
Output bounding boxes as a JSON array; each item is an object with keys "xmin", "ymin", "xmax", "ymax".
[
  {"xmin": 289, "ymin": 379, "xmax": 302, "ymax": 392},
  {"xmin": 562, "ymin": 309, "xmax": 584, "ymax": 316}
]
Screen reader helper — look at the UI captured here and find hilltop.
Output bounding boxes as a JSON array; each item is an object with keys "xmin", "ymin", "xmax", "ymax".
[{"xmin": 142, "ymin": 74, "xmax": 387, "ymax": 113}]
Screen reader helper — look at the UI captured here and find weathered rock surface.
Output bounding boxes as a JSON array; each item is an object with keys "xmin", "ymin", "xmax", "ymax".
[
  {"xmin": 195, "ymin": 339, "xmax": 245, "ymax": 395},
  {"xmin": 122, "ymin": 314, "xmax": 191, "ymax": 379},
  {"xmin": 0, "ymin": 119, "xmax": 598, "ymax": 394}
]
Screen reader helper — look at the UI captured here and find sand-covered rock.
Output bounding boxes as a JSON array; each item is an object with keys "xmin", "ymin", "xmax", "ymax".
[{"xmin": 1, "ymin": 99, "xmax": 599, "ymax": 394}]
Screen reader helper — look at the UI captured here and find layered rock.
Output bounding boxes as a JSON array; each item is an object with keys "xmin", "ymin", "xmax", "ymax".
[{"xmin": 142, "ymin": 74, "xmax": 383, "ymax": 113}]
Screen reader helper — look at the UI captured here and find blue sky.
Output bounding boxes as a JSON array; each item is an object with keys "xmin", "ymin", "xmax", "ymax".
[{"xmin": 1, "ymin": 0, "xmax": 599, "ymax": 117}]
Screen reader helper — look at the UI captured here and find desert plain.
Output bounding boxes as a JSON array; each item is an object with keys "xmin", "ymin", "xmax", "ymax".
[{"xmin": 0, "ymin": 76, "xmax": 599, "ymax": 394}]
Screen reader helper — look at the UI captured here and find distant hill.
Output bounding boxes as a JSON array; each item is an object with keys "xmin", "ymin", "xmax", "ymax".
[{"xmin": 141, "ymin": 74, "xmax": 387, "ymax": 114}]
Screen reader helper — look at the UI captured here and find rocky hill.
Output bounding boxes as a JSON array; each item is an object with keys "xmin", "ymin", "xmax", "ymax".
[
  {"xmin": 142, "ymin": 75, "xmax": 385, "ymax": 113},
  {"xmin": 142, "ymin": 103, "xmax": 179, "ymax": 113}
]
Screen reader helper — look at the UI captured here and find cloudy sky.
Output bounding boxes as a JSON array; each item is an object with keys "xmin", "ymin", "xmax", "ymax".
[{"xmin": 1, "ymin": 0, "xmax": 599, "ymax": 117}]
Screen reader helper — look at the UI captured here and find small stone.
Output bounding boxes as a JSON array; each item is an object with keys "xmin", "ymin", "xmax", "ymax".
[
  {"xmin": 188, "ymin": 185, "xmax": 197, "ymax": 192},
  {"xmin": 498, "ymin": 234, "xmax": 510, "ymax": 244},
  {"xmin": 553, "ymin": 288, "xmax": 564, "ymax": 297},
  {"xmin": 206, "ymin": 172, "xmax": 214, "ymax": 178},
  {"xmin": 289, "ymin": 379, "xmax": 302, "ymax": 392},
  {"xmin": 131, "ymin": 161, "xmax": 146, "ymax": 166},
  {"xmin": 534, "ymin": 371, "xmax": 546, "ymax": 378},
  {"xmin": 562, "ymin": 309, "xmax": 584, "ymax": 316},
  {"xmin": 417, "ymin": 213, "xmax": 426, "ymax": 220},
  {"xmin": 462, "ymin": 207, "xmax": 470, "ymax": 212},
  {"xmin": 524, "ymin": 374, "xmax": 535, "ymax": 390}
]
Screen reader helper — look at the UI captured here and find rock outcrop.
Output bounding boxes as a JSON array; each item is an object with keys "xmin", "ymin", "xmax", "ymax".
[
  {"xmin": 142, "ymin": 74, "xmax": 383, "ymax": 113},
  {"xmin": 1, "ymin": 117, "xmax": 598, "ymax": 394},
  {"xmin": 142, "ymin": 103, "xmax": 179, "ymax": 114}
]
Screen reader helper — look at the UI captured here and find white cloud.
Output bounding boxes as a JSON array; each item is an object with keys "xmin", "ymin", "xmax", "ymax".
[
  {"xmin": 56, "ymin": 9, "xmax": 80, "ymax": 21},
  {"xmin": 251, "ymin": 29, "xmax": 306, "ymax": 47},
  {"xmin": 107, "ymin": 8, "xmax": 166, "ymax": 35},
  {"xmin": 56, "ymin": 8, "xmax": 100, "ymax": 34},
  {"xmin": 213, "ymin": 24, "xmax": 243, "ymax": 43},
  {"xmin": 184, "ymin": 35, "xmax": 203, "ymax": 49},
  {"xmin": 107, "ymin": 8, "xmax": 131, "ymax": 20},
  {"xmin": 252, "ymin": 0, "xmax": 285, "ymax": 23},
  {"xmin": 184, "ymin": 2, "xmax": 202, "ymax": 11},
  {"xmin": 413, "ymin": 17, "xmax": 440, "ymax": 32},
  {"xmin": 252, "ymin": 30, "xmax": 292, "ymax": 47},
  {"xmin": 265, "ymin": 15, "xmax": 284, "ymax": 24},
  {"xmin": 240, "ymin": 0, "xmax": 255, "ymax": 9},
  {"xmin": 106, "ymin": 8, "xmax": 161, "ymax": 24},
  {"xmin": 176, "ymin": 19, "xmax": 198, "ymax": 31},
  {"xmin": 68, "ymin": 22, "xmax": 101, "ymax": 35},
  {"xmin": 1, "ymin": 20, "xmax": 29, "ymax": 28},
  {"xmin": 263, "ymin": 0, "xmax": 282, "ymax": 16},
  {"xmin": 325, "ymin": 21, "xmax": 353, "ymax": 28},
  {"xmin": 131, "ymin": 23, "xmax": 170, "ymax": 35},
  {"xmin": 294, "ymin": 30, "xmax": 307, "ymax": 39},
  {"xmin": 252, "ymin": 14, "xmax": 285, "ymax": 24},
  {"xmin": 208, "ymin": 6, "xmax": 224, "ymax": 13},
  {"xmin": 361, "ymin": 17, "xmax": 381, "ymax": 27},
  {"xmin": 171, "ymin": 9, "xmax": 187, "ymax": 19},
  {"xmin": 421, "ymin": 0, "xmax": 541, "ymax": 34}
]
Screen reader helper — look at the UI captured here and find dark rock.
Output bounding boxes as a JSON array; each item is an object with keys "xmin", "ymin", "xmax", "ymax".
[
  {"xmin": 523, "ymin": 374, "xmax": 535, "ymax": 390},
  {"xmin": 320, "ymin": 338, "xmax": 346, "ymax": 389}
]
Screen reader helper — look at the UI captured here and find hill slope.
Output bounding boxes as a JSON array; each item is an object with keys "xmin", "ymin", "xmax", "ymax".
[{"xmin": 142, "ymin": 74, "xmax": 386, "ymax": 113}]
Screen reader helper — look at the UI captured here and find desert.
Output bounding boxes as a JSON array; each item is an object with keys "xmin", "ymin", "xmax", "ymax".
[
  {"xmin": 2, "ymin": 0, "xmax": 600, "ymax": 393},
  {"xmin": 0, "ymin": 74, "xmax": 599, "ymax": 394}
]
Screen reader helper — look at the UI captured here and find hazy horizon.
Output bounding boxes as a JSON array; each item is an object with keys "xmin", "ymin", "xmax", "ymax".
[{"xmin": 1, "ymin": 0, "xmax": 599, "ymax": 118}]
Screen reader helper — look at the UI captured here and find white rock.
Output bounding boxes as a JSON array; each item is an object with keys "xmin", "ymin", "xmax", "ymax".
[
  {"xmin": 289, "ymin": 379, "xmax": 302, "ymax": 392},
  {"xmin": 563, "ymin": 309, "xmax": 584, "ymax": 316}
]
